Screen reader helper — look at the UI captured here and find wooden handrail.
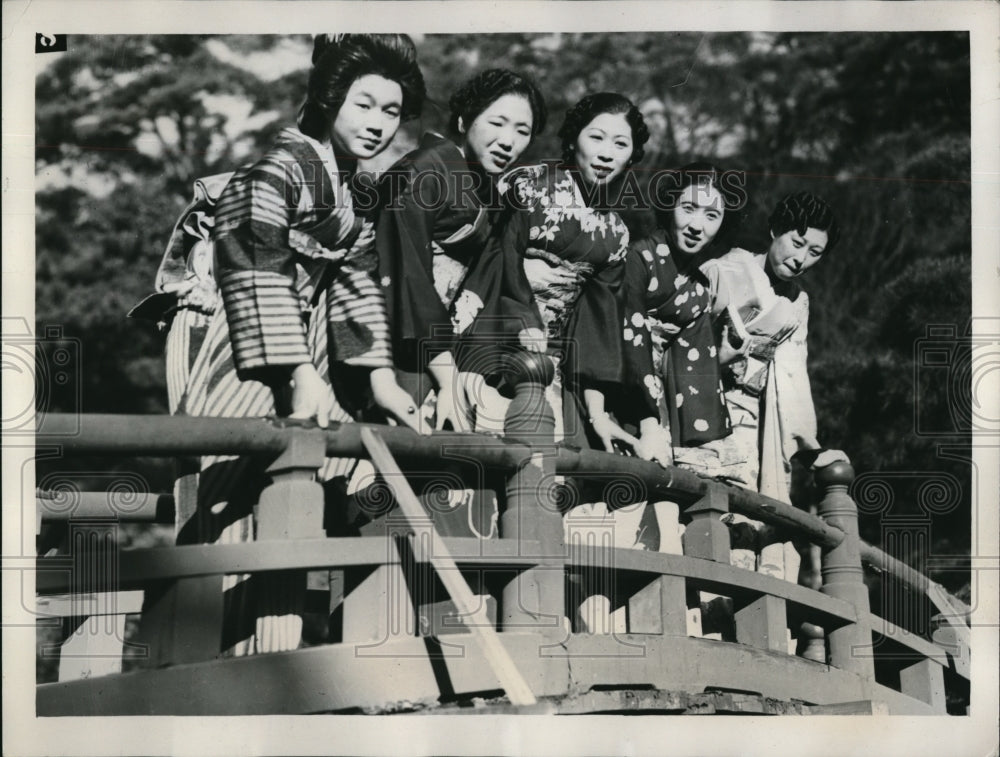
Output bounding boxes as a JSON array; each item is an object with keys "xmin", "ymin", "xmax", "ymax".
[{"xmin": 39, "ymin": 413, "xmax": 846, "ymax": 550}]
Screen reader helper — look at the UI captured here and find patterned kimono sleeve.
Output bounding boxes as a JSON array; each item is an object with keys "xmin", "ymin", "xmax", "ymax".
[
  {"xmin": 374, "ymin": 160, "xmax": 450, "ymax": 365},
  {"xmin": 214, "ymin": 157, "xmax": 310, "ymax": 384},
  {"xmin": 325, "ymin": 246, "xmax": 394, "ymax": 369},
  {"xmin": 492, "ymin": 203, "xmax": 545, "ymax": 342},
  {"xmin": 569, "ymin": 234, "xmax": 658, "ymax": 420},
  {"xmin": 617, "ymin": 246, "xmax": 661, "ymax": 422}
]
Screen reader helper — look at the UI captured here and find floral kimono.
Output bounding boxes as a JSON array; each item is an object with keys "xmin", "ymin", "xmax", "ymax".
[
  {"xmin": 139, "ymin": 126, "xmax": 390, "ymax": 654},
  {"xmin": 624, "ymin": 229, "xmax": 731, "ymax": 451},
  {"xmin": 465, "ymin": 163, "xmax": 659, "ymax": 446}
]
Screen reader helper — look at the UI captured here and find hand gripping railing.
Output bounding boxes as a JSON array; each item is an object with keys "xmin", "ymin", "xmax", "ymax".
[{"xmin": 33, "ymin": 352, "xmax": 969, "ymax": 715}]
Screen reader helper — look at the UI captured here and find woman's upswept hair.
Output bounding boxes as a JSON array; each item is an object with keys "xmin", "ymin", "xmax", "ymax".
[
  {"xmin": 298, "ymin": 34, "xmax": 426, "ymax": 140},
  {"xmin": 448, "ymin": 68, "xmax": 547, "ymax": 138},
  {"xmin": 557, "ymin": 92, "xmax": 649, "ymax": 168},
  {"xmin": 654, "ymin": 161, "xmax": 744, "ymax": 251},
  {"xmin": 768, "ymin": 191, "xmax": 840, "ymax": 254}
]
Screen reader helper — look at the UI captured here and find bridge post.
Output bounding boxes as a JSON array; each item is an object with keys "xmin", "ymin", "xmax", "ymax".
[
  {"xmin": 817, "ymin": 461, "xmax": 875, "ymax": 684},
  {"xmin": 681, "ymin": 483, "xmax": 731, "ymax": 563},
  {"xmin": 251, "ymin": 428, "xmax": 327, "ymax": 652},
  {"xmin": 499, "ymin": 350, "xmax": 563, "ymax": 635}
]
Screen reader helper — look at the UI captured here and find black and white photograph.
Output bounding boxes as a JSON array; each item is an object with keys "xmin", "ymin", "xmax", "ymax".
[{"xmin": 3, "ymin": 1, "xmax": 998, "ymax": 755}]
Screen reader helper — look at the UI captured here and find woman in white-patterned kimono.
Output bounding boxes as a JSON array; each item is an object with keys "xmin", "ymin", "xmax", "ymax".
[
  {"xmin": 702, "ymin": 191, "xmax": 849, "ymax": 582},
  {"xmin": 143, "ymin": 34, "xmax": 428, "ymax": 656}
]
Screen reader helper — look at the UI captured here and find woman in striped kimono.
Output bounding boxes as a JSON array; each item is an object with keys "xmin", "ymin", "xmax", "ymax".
[{"xmin": 163, "ymin": 34, "xmax": 427, "ymax": 655}]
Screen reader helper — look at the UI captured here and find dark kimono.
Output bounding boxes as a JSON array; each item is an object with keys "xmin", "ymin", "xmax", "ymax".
[
  {"xmin": 625, "ymin": 229, "xmax": 731, "ymax": 447},
  {"xmin": 374, "ymin": 132, "xmax": 497, "ymax": 398},
  {"xmin": 467, "ymin": 163, "xmax": 659, "ymax": 445},
  {"xmin": 372, "ymin": 133, "xmax": 502, "ymax": 547}
]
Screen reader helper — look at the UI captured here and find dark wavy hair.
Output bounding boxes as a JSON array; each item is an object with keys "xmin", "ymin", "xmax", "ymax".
[
  {"xmin": 448, "ymin": 68, "xmax": 547, "ymax": 138},
  {"xmin": 557, "ymin": 92, "xmax": 649, "ymax": 168},
  {"xmin": 653, "ymin": 161, "xmax": 744, "ymax": 252},
  {"xmin": 298, "ymin": 34, "xmax": 426, "ymax": 141},
  {"xmin": 768, "ymin": 191, "xmax": 840, "ymax": 254}
]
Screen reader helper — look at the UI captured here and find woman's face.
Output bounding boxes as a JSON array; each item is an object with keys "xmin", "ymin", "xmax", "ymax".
[
  {"xmin": 462, "ymin": 93, "xmax": 534, "ymax": 175},
  {"xmin": 671, "ymin": 182, "xmax": 724, "ymax": 255},
  {"xmin": 330, "ymin": 74, "xmax": 403, "ymax": 160},
  {"xmin": 767, "ymin": 226, "xmax": 829, "ymax": 280},
  {"xmin": 573, "ymin": 112, "xmax": 633, "ymax": 186}
]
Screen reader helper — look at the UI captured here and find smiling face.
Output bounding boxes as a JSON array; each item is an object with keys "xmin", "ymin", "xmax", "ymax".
[
  {"xmin": 329, "ymin": 74, "xmax": 404, "ymax": 160},
  {"xmin": 461, "ymin": 93, "xmax": 534, "ymax": 175},
  {"xmin": 573, "ymin": 111, "xmax": 634, "ymax": 186},
  {"xmin": 671, "ymin": 182, "xmax": 725, "ymax": 255},
  {"xmin": 767, "ymin": 226, "xmax": 829, "ymax": 280}
]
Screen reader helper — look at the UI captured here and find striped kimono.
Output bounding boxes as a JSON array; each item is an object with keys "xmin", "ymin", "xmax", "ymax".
[{"xmin": 174, "ymin": 127, "xmax": 391, "ymax": 654}]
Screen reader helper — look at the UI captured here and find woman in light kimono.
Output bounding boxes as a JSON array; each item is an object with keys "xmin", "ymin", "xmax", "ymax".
[
  {"xmin": 702, "ymin": 191, "xmax": 849, "ymax": 581},
  {"xmin": 140, "ymin": 34, "xmax": 428, "ymax": 656}
]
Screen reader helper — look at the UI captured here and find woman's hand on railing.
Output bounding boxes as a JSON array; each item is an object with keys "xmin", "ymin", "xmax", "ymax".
[
  {"xmin": 289, "ymin": 363, "xmax": 336, "ymax": 428},
  {"xmin": 369, "ymin": 367, "xmax": 431, "ymax": 434},
  {"xmin": 458, "ymin": 371, "xmax": 510, "ymax": 434},
  {"xmin": 793, "ymin": 433, "xmax": 850, "ymax": 470},
  {"xmin": 718, "ymin": 322, "xmax": 752, "ymax": 365},
  {"xmin": 811, "ymin": 449, "xmax": 850, "ymax": 469},
  {"xmin": 634, "ymin": 417, "xmax": 673, "ymax": 466},
  {"xmin": 517, "ymin": 327, "xmax": 548, "ymax": 354},
  {"xmin": 428, "ymin": 352, "xmax": 472, "ymax": 432}
]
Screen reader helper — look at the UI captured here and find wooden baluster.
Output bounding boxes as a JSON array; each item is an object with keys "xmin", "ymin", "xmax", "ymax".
[
  {"xmin": 499, "ymin": 350, "xmax": 564, "ymax": 636},
  {"xmin": 252, "ymin": 428, "xmax": 326, "ymax": 652},
  {"xmin": 817, "ymin": 462, "xmax": 875, "ymax": 685},
  {"xmin": 628, "ymin": 502, "xmax": 686, "ymax": 636},
  {"xmin": 734, "ymin": 595, "xmax": 788, "ymax": 653},
  {"xmin": 682, "ymin": 483, "xmax": 731, "ymax": 562},
  {"xmin": 682, "ymin": 484, "xmax": 732, "ymax": 640}
]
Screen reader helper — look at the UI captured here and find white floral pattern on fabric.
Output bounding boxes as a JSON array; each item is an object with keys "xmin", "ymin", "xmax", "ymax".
[
  {"xmin": 644, "ymin": 374, "xmax": 664, "ymax": 402},
  {"xmin": 451, "ymin": 289, "xmax": 485, "ymax": 335}
]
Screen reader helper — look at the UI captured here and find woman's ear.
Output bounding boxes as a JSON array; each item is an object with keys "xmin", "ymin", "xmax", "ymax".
[{"xmin": 457, "ymin": 116, "xmax": 466, "ymax": 135}]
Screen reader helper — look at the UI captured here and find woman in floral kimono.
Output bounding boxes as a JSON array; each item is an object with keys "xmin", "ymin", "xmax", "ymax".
[
  {"xmin": 702, "ymin": 191, "xmax": 848, "ymax": 581},
  {"xmin": 473, "ymin": 92, "xmax": 662, "ymax": 454},
  {"xmin": 374, "ymin": 68, "xmax": 547, "ymax": 432},
  {"xmin": 143, "ymin": 34, "xmax": 428, "ymax": 655},
  {"xmin": 468, "ymin": 92, "xmax": 663, "ymax": 633}
]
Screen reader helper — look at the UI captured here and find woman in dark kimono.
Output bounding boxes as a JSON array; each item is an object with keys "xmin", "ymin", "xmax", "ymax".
[
  {"xmin": 624, "ymin": 162, "xmax": 741, "ymax": 467},
  {"xmin": 151, "ymin": 34, "xmax": 427, "ymax": 655},
  {"xmin": 374, "ymin": 68, "xmax": 547, "ymax": 431}
]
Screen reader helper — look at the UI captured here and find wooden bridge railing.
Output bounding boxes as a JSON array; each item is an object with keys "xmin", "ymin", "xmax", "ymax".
[{"xmin": 33, "ymin": 362, "xmax": 970, "ymax": 715}]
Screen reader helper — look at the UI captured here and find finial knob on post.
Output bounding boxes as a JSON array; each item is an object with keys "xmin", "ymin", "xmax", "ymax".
[
  {"xmin": 499, "ymin": 348, "xmax": 562, "ymax": 636},
  {"xmin": 816, "ymin": 459, "xmax": 874, "ymax": 684},
  {"xmin": 814, "ymin": 460, "xmax": 856, "ymax": 490}
]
